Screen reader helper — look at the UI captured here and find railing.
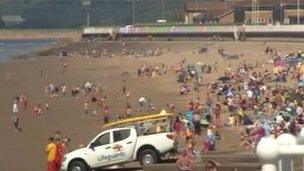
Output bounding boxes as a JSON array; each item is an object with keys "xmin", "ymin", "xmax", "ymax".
[
  {"xmin": 244, "ymin": 25, "xmax": 304, "ymax": 33},
  {"xmin": 257, "ymin": 128, "xmax": 304, "ymax": 171},
  {"xmin": 83, "ymin": 27, "xmax": 113, "ymax": 34},
  {"xmin": 85, "ymin": 26, "xmax": 236, "ymax": 35},
  {"xmin": 83, "ymin": 25, "xmax": 304, "ymax": 39}
]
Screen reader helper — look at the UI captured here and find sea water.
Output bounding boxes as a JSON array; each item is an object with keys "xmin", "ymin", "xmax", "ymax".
[{"xmin": 0, "ymin": 39, "xmax": 56, "ymax": 60}]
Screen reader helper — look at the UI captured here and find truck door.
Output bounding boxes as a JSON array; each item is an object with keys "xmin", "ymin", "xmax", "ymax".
[
  {"xmin": 87, "ymin": 131, "xmax": 116, "ymax": 168},
  {"xmin": 111, "ymin": 128, "xmax": 137, "ymax": 163}
]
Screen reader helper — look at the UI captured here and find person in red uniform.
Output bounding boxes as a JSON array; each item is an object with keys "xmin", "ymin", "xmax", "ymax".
[{"xmin": 54, "ymin": 138, "xmax": 64, "ymax": 171}]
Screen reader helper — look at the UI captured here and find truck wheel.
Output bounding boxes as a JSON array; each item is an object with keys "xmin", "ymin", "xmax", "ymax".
[
  {"xmin": 68, "ymin": 160, "xmax": 87, "ymax": 171},
  {"xmin": 139, "ymin": 149, "xmax": 157, "ymax": 166}
]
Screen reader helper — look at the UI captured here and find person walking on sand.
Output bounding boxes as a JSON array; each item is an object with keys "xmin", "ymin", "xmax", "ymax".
[
  {"xmin": 40, "ymin": 69, "xmax": 44, "ymax": 77},
  {"xmin": 55, "ymin": 131, "xmax": 61, "ymax": 140},
  {"xmin": 122, "ymin": 80, "xmax": 127, "ymax": 94},
  {"xmin": 125, "ymin": 105, "xmax": 132, "ymax": 117},
  {"xmin": 82, "ymin": 98, "xmax": 89, "ymax": 119},
  {"xmin": 103, "ymin": 106, "xmax": 110, "ymax": 123},
  {"xmin": 193, "ymin": 112, "xmax": 201, "ymax": 136},
  {"xmin": 13, "ymin": 100, "xmax": 18, "ymax": 114},
  {"xmin": 54, "ymin": 137, "xmax": 64, "ymax": 171},
  {"xmin": 20, "ymin": 93, "xmax": 28, "ymax": 110},
  {"xmin": 176, "ymin": 150, "xmax": 193, "ymax": 171},
  {"xmin": 33, "ymin": 104, "xmax": 43, "ymax": 116},
  {"xmin": 205, "ymin": 160, "xmax": 219, "ymax": 171},
  {"xmin": 12, "ymin": 100, "xmax": 21, "ymax": 132},
  {"xmin": 46, "ymin": 137, "xmax": 57, "ymax": 171},
  {"xmin": 138, "ymin": 97, "xmax": 146, "ymax": 112},
  {"xmin": 45, "ymin": 103, "xmax": 50, "ymax": 112},
  {"xmin": 61, "ymin": 84, "xmax": 67, "ymax": 97},
  {"xmin": 213, "ymin": 62, "xmax": 218, "ymax": 73},
  {"xmin": 62, "ymin": 62, "xmax": 67, "ymax": 75}
]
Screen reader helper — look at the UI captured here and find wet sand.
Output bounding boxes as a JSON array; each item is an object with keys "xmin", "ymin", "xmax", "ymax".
[
  {"xmin": 0, "ymin": 29, "xmax": 81, "ymax": 41},
  {"xmin": 0, "ymin": 40, "xmax": 303, "ymax": 171}
]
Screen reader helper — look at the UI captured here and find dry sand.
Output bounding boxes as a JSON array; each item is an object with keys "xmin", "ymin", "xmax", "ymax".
[{"xmin": 0, "ymin": 40, "xmax": 303, "ymax": 171}]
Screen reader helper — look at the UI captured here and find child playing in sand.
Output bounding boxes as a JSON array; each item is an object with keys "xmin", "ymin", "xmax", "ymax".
[
  {"xmin": 125, "ymin": 105, "xmax": 132, "ymax": 117},
  {"xmin": 82, "ymin": 99, "xmax": 89, "ymax": 119},
  {"xmin": 34, "ymin": 104, "xmax": 43, "ymax": 116},
  {"xmin": 45, "ymin": 103, "xmax": 50, "ymax": 111},
  {"xmin": 103, "ymin": 106, "xmax": 110, "ymax": 123},
  {"xmin": 19, "ymin": 93, "xmax": 28, "ymax": 110}
]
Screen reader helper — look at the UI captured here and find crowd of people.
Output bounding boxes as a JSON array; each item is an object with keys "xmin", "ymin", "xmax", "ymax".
[
  {"xmin": 9, "ymin": 41, "xmax": 304, "ymax": 171},
  {"xmin": 45, "ymin": 132, "xmax": 70, "ymax": 171},
  {"xmin": 169, "ymin": 46, "xmax": 304, "ymax": 170},
  {"xmin": 137, "ymin": 64, "xmax": 167, "ymax": 78}
]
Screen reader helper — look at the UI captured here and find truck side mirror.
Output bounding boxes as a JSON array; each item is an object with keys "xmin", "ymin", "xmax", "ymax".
[{"xmin": 89, "ymin": 142, "xmax": 97, "ymax": 151}]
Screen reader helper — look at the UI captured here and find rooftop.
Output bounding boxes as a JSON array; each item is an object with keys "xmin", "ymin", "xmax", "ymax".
[{"xmin": 185, "ymin": 0, "xmax": 303, "ymax": 11}]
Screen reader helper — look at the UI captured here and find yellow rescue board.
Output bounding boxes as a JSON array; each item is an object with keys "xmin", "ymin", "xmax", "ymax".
[{"xmin": 101, "ymin": 110, "xmax": 174, "ymax": 129}]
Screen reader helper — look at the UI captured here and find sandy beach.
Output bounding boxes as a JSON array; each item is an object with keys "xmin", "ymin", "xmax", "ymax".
[{"xmin": 1, "ymin": 40, "xmax": 304, "ymax": 171}]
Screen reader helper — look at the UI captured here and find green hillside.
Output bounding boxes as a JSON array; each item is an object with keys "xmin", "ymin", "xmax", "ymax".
[{"xmin": 0, "ymin": 0, "xmax": 196, "ymax": 28}]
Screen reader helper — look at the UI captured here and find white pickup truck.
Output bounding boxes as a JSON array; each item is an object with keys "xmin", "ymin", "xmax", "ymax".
[{"xmin": 61, "ymin": 126, "xmax": 176, "ymax": 171}]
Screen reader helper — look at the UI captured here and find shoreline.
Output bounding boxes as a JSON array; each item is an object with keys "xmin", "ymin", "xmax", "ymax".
[
  {"xmin": 0, "ymin": 29, "xmax": 82, "ymax": 61},
  {"xmin": 0, "ymin": 40, "xmax": 60, "ymax": 61},
  {"xmin": 9, "ymin": 38, "xmax": 74, "ymax": 61}
]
